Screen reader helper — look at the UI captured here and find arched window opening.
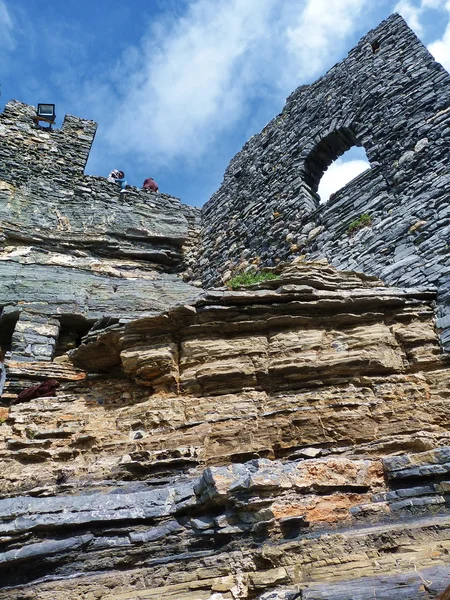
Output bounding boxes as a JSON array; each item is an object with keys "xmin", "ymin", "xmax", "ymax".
[
  {"xmin": 317, "ymin": 146, "xmax": 371, "ymax": 203},
  {"xmin": 304, "ymin": 127, "xmax": 361, "ymax": 193},
  {"xmin": 303, "ymin": 127, "xmax": 370, "ymax": 204}
]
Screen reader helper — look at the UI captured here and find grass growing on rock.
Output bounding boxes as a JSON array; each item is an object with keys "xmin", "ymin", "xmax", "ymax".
[
  {"xmin": 227, "ymin": 272, "xmax": 279, "ymax": 289},
  {"xmin": 346, "ymin": 213, "xmax": 372, "ymax": 236}
]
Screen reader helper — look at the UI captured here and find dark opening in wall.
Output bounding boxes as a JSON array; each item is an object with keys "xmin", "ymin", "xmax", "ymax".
[
  {"xmin": 303, "ymin": 128, "xmax": 370, "ymax": 203},
  {"xmin": 53, "ymin": 315, "xmax": 93, "ymax": 357},
  {"xmin": 371, "ymin": 39, "xmax": 381, "ymax": 53},
  {"xmin": 304, "ymin": 127, "xmax": 361, "ymax": 192},
  {"xmin": 0, "ymin": 308, "xmax": 20, "ymax": 356}
]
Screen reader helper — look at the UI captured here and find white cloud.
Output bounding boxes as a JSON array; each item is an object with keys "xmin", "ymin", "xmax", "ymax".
[
  {"xmin": 110, "ymin": 0, "xmax": 275, "ymax": 165},
  {"xmin": 101, "ymin": 0, "xmax": 372, "ymax": 170},
  {"xmin": 428, "ymin": 22, "xmax": 450, "ymax": 69},
  {"xmin": 0, "ymin": 0, "xmax": 15, "ymax": 51},
  {"xmin": 318, "ymin": 158, "xmax": 370, "ymax": 202},
  {"xmin": 285, "ymin": 0, "xmax": 367, "ymax": 78},
  {"xmin": 394, "ymin": 0, "xmax": 425, "ymax": 34}
]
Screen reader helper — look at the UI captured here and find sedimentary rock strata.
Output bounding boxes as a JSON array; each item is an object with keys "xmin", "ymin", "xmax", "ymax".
[{"xmin": 1, "ymin": 261, "xmax": 449, "ymax": 598}]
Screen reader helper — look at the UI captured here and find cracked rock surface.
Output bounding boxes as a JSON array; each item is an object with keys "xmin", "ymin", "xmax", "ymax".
[{"xmin": 1, "ymin": 261, "xmax": 449, "ymax": 598}]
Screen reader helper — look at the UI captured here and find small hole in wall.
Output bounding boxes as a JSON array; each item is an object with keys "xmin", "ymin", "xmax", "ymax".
[
  {"xmin": 53, "ymin": 315, "xmax": 92, "ymax": 357},
  {"xmin": 371, "ymin": 39, "xmax": 381, "ymax": 53},
  {"xmin": 317, "ymin": 146, "xmax": 371, "ymax": 204}
]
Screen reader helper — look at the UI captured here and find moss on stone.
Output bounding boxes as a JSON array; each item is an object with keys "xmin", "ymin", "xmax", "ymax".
[
  {"xmin": 346, "ymin": 213, "xmax": 372, "ymax": 236},
  {"xmin": 227, "ymin": 271, "xmax": 279, "ymax": 289}
]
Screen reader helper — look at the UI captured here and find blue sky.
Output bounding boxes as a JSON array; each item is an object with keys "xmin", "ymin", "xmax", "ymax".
[{"xmin": 1, "ymin": 0, "xmax": 450, "ymax": 207}]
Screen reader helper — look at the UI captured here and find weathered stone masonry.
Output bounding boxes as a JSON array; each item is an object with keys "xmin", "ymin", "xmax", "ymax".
[
  {"xmin": 0, "ymin": 100, "xmax": 201, "ymax": 365},
  {"xmin": 199, "ymin": 13, "xmax": 450, "ymax": 350}
]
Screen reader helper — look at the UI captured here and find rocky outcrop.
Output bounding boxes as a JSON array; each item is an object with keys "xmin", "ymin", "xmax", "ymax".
[
  {"xmin": 0, "ymin": 100, "xmax": 201, "ymax": 364},
  {"xmin": 1, "ymin": 261, "xmax": 449, "ymax": 598}
]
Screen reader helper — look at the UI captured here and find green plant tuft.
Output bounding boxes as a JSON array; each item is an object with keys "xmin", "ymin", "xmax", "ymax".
[
  {"xmin": 346, "ymin": 213, "xmax": 372, "ymax": 236},
  {"xmin": 227, "ymin": 272, "xmax": 279, "ymax": 289}
]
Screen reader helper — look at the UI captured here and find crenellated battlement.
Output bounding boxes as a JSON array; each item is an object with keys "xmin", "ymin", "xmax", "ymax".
[
  {"xmin": 0, "ymin": 101, "xmax": 200, "ymax": 366},
  {"xmin": 0, "ymin": 100, "xmax": 97, "ymax": 183}
]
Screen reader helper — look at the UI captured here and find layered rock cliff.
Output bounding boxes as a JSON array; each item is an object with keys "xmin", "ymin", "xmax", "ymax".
[{"xmin": 1, "ymin": 261, "xmax": 449, "ymax": 598}]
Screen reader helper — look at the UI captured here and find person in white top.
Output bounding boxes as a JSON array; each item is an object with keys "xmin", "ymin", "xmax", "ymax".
[{"xmin": 107, "ymin": 169, "xmax": 128, "ymax": 193}]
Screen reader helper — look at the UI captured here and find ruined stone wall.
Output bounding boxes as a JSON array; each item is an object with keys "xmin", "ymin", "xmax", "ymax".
[
  {"xmin": 198, "ymin": 13, "xmax": 450, "ymax": 350},
  {"xmin": 0, "ymin": 100, "xmax": 97, "ymax": 182},
  {"xmin": 0, "ymin": 100, "xmax": 201, "ymax": 364}
]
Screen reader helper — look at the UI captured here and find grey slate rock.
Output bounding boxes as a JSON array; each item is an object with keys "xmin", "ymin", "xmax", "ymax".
[{"xmin": 197, "ymin": 14, "xmax": 450, "ymax": 350}]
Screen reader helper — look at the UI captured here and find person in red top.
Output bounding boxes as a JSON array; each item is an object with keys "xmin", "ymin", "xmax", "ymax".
[{"xmin": 143, "ymin": 177, "xmax": 159, "ymax": 192}]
